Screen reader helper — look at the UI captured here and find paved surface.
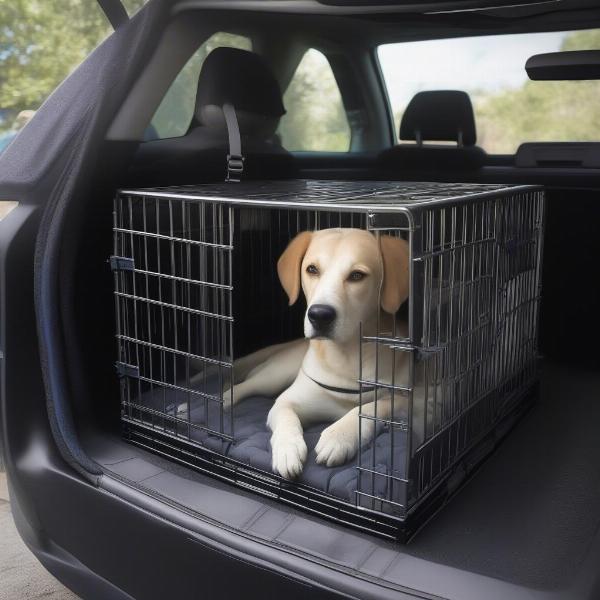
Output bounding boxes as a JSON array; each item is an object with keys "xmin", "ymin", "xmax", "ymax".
[
  {"xmin": 0, "ymin": 472, "xmax": 79, "ymax": 600},
  {"xmin": 0, "ymin": 201, "xmax": 18, "ymax": 220}
]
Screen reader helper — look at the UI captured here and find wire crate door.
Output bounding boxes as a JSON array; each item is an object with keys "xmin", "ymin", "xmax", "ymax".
[{"xmin": 113, "ymin": 195, "xmax": 235, "ymax": 442}]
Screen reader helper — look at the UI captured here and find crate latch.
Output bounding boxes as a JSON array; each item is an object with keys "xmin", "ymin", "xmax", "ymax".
[
  {"xmin": 109, "ymin": 256, "xmax": 135, "ymax": 271},
  {"xmin": 115, "ymin": 362, "xmax": 139, "ymax": 379}
]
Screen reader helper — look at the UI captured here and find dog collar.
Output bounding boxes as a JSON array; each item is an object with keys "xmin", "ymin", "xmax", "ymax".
[{"xmin": 302, "ymin": 369, "xmax": 375, "ymax": 395}]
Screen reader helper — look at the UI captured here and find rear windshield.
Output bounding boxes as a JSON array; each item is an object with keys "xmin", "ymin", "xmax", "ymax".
[{"xmin": 378, "ymin": 29, "xmax": 600, "ymax": 154}]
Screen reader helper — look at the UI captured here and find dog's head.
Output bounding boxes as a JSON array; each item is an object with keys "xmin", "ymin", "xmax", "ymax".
[{"xmin": 277, "ymin": 228, "xmax": 409, "ymax": 343}]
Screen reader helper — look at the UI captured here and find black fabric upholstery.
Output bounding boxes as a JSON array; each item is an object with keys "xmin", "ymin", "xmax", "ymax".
[
  {"xmin": 195, "ymin": 47, "xmax": 286, "ymax": 120},
  {"xmin": 378, "ymin": 144, "xmax": 486, "ymax": 171},
  {"xmin": 126, "ymin": 140, "xmax": 295, "ymax": 187},
  {"xmin": 399, "ymin": 90, "xmax": 477, "ymax": 145},
  {"xmin": 378, "ymin": 90, "xmax": 486, "ymax": 174}
]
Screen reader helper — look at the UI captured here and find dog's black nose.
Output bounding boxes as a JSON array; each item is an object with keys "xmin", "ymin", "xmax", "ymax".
[{"xmin": 307, "ymin": 304, "xmax": 337, "ymax": 330}]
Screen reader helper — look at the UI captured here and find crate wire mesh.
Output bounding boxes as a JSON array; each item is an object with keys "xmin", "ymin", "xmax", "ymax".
[
  {"xmin": 112, "ymin": 180, "xmax": 544, "ymax": 539},
  {"xmin": 113, "ymin": 198, "xmax": 235, "ymax": 440}
]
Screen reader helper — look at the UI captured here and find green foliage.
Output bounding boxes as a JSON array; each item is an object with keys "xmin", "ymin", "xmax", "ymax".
[
  {"xmin": 475, "ymin": 29, "xmax": 600, "ymax": 153},
  {"xmin": 0, "ymin": 0, "xmax": 145, "ymax": 132},
  {"xmin": 560, "ymin": 29, "xmax": 600, "ymax": 51},
  {"xmin": 277, "ymin": 49, "xmax": 351, "ymax": 152}
]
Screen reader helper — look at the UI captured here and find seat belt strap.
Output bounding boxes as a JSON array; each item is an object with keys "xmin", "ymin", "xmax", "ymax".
[
  {"xmin": 96, "ymin": 0, "xmax": 129, "ymax": 30},
  {"xmin": 222, "ymin": 103, "xmax": 245, "ymax": 183}
]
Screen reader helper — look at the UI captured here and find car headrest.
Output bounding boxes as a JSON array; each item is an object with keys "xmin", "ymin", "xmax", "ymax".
[
  {"xmin": 194, "ymin": 47, "xmax": 286, "ymax": 136},
  {"xmin": 399, "ymin": 90, "xmax": 477, "ymax": 146}
]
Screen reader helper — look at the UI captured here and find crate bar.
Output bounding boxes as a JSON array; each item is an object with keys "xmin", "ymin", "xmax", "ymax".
[{"xmin": 120, "ymin": 181, "xmax": 539, "ymax": 211}]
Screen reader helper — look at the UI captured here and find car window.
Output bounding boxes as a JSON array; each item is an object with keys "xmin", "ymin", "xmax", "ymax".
[
  {"xmin": 277, "ymin": 49, "xmax": 351, "ymax": 152},
  {"xmin": 378, "ymin": 29, "xmax": 600, "ymax": 154},
  {"xmin": 0, "ymin": 1, "xmax": 139, "ymax": 148},
  {"xmin": 147, "ymin": 33, "xmax": 252, "ymax": 141}
]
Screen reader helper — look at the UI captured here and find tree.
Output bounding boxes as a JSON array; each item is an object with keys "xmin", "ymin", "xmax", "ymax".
[
  {"xmin": 0, "ymin": 0, "xmax": 146, "ymax": 132},
  {"xmin": 386, "ymin": 29, "xmax": 600, "ymax": 154},
  {"xmin": 476, "ymin": 29, "xmax": 600, "ymax": 153},
  {"xmin": 277, "ymin": 49, "xmax": 351, "ymax": 152}
]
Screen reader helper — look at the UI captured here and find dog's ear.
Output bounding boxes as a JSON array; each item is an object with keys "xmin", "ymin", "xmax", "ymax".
[
  {"xmin": 379, "ymin": 235, "xmax": 410, "ymax": 314},
  {"xmin": 277, "ymin": 231, "xmax": 313, "ymax": 306}
]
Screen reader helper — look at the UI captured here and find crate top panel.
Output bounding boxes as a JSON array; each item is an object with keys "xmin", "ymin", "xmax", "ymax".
[{"xmin": 118, "ymin": 180, "xmax": 541, "ymax": 213}]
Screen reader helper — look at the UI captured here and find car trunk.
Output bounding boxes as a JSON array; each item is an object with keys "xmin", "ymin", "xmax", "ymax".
[{"xmin": 58, "ymin": 142, "xmax": 600, "ymax": 597}]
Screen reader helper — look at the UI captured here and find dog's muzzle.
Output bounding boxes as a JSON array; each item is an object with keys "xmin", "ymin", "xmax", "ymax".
[{"xmin": 307, "ymin": 304, "xmax": 336, "ymax": 336}]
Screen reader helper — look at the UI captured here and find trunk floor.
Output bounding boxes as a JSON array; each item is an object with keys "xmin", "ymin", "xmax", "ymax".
[{"xmin": 83, "ymin": 361, "xmax": 600, "ymax": 599}]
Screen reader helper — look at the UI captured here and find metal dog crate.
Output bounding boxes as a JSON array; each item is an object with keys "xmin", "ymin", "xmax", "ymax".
[{"xmin": 111, "ymin": 180, "xmax": 544, "ymax": 540}]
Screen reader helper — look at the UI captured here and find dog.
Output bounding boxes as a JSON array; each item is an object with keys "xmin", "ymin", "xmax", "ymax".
[{"xmin": 227, "ymin": 227, "xmax": 414, "ymax": 480}]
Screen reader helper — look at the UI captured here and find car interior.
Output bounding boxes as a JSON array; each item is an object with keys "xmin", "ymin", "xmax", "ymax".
[{"xmin": 20, "ymin": 1, "xmax": 600, "ymax": 597}]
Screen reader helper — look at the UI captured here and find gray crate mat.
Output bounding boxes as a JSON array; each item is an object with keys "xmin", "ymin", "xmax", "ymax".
[{"xmin": 136, "ymin": 382, "xmax": 407, "ymax": 504}]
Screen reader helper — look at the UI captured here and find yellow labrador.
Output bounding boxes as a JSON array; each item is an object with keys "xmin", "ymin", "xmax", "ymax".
[{"xmin": 229, "ymin": 228, "xmax": 411, "ymax": 479}]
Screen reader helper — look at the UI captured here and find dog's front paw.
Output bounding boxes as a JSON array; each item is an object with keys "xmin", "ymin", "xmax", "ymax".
[
  {"xmin": 315, "ymin": 421, "xmax": 359, "ymax": 467},
  {"xmin": 221, "ymin": 386, "xmax": 234, "ymax": 411},
  {"xmin": 271, "ymin": 433, "xmax": 307, "ymax": 480},
  {"xmin": 175, "ymin": 402, "xmax": 188, "ymax": 418}
]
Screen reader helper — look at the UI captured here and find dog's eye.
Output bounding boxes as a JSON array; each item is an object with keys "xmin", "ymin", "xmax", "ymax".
[
  {"xmin": 348, "ymin": 270, "xmax": 366, "ymax": 282},
  {"xmin": 306, "ymin": 264, "xmax": 319, "ymax": 276}
]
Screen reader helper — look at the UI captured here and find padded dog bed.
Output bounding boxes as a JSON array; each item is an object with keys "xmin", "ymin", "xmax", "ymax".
[{"xmin": 138, "ymin": 381, "xmax": 407, "ymax": 505}]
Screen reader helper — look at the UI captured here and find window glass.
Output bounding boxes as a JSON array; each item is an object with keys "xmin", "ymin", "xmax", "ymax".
[
  {"xmin": 378, "ymin": 29, "xmax": 600, "ymax": 154},
  {"xmin": 147, "ymin": 33, "xmax": 252, "ymax": 141},
  {"xmin": 277, "ymin": 49, "xmax": 351, "ymax": 152}
]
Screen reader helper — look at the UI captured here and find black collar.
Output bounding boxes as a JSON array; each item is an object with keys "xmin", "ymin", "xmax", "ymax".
[{"xmin": 303, "ymin": 369, "xmax": 374, "ymax": 395}]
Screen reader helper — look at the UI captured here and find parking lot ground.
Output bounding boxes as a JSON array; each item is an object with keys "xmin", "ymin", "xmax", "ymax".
[{"xmin": 0, "ymin": 472, "xmax": 78, "ymax": 599}]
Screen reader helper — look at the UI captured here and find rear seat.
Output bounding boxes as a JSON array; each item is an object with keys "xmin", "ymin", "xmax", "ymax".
[
  {"xmin": 378, "ymin": 90, "xmax": 486, "ymax": 175},
  {"xmin": 126, "ymin": 47, "xmax": 295, "ymax": 186}
]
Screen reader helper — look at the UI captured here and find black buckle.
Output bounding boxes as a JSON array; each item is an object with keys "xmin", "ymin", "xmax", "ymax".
[{"xmin": 226, "ymin": 154, "xmax": 245, "ymax": 183}]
